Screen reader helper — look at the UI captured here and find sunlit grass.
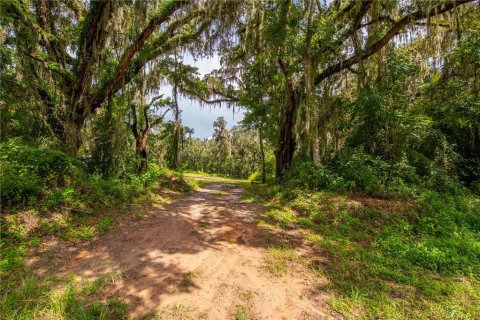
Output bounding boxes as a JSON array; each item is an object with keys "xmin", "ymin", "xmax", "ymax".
[
  {"xmin": 263, "ymin": 246, "xmax": 298, "ymax": 276},
  {"xmin": 0, "ymin": 273, "xmax": 127, "ymax": 320},
  {"xmin": 156, "ymin": 302, "xmax": 194, "ymax": 320},
  {"xmin": 247, "ymin": 184, "xmax": 480, "ymax": 319}
]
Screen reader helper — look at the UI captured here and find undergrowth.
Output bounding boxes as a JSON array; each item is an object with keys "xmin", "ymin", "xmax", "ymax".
[
  {"xmin": 0, "ymin": 143, "xmax": 192, "ymax": 319},
  {"xmin": 0, "ymin": 274, "xmax": 127, "ymax": 320},
  {"xmin": 246, "ymin": 183, "xmax": 480, "ymax": 319}
]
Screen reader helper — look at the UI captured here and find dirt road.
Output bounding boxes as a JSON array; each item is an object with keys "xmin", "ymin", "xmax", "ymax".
[{"xmin": 35, "ymin": 179, "xmax": 329, "ymax": 319}]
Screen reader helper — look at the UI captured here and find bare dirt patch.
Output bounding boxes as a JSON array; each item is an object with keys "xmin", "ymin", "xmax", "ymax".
[{"xmin": 30, "ymin": 179, "xmax": 332, "ymax": 319}]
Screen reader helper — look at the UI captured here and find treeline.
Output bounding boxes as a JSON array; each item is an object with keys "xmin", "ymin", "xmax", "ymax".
[
  {"xmin": 179, "ymin": 117, "xmax": 274, "ymax": 180},
  {"xmin": 1, "ymin": 0, "xmax": 479, "ymax": 209},
  {"xmin": 230, "ymin": 0, "xmax": 480, "ymax": 196}
]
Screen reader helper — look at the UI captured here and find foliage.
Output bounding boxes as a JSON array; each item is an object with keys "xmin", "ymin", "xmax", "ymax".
[
  {"xmin": 1, "ymin": 0, "xmax": 480, "ymax": 318},
  {"xmin": 0, "ymin": 140, "xmax": 188, "ymax": 286},
  {"xmin": 179, "ymin": 118, "xmax": 269, "ymax": 179},
  {"xmin": 0, "ymin": 141, "xmax": 80, "ymax": 207}
]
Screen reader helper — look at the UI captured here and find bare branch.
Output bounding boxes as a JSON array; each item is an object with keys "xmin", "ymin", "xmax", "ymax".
[
  {"xmin": 151, "ymin": 109, "xmax": 171, "ymax": 128},
  {"xmin": 146, "ymin": 94, "xmax": 165, "ymax": 109}
]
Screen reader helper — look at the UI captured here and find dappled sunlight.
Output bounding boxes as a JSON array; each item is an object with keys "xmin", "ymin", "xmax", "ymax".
[{"xmin": 26, "ymin": 180, "xmax": 325, "ymax": 318}]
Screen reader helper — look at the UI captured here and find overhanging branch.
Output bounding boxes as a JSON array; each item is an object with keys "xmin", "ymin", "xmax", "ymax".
[{"xmin": 314, "ymin": 0, "xmax": 476, "ymax": 86}]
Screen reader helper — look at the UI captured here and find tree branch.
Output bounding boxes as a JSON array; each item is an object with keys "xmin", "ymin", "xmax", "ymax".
[
  {"xmin": 150, "ymin": 109, "xmax": 170, "ymax": 128},
  {"xmin": 107, "ymin": 0, "xmax": 189, "ymax": 106},
  {"xmin": 146, "ymin": 94, "xmax": 165, "ymax": 109},
  {"xmin": 199, "ymin": 97, "xmax": 238, "ymax": 104},
  {"xmin": 71, "ymin": 0, "xmax": 114, "ymax": 112},
  {"xmin": 21, "ymin": 49, "xmax": 73, "ymax": 82},
  {"xmin": 34, "ymin": 0, "xmax": 65, "ymax": 68},
  {"xmin": 90, "ymin": 5, "xmax": 203, "ymax": 112},
  {"xmin": 314, "ymin": 0, "xmax": 476, "ymax": 86}
]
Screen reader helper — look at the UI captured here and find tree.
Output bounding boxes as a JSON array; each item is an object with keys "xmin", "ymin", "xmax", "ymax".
[
  {"xmin": 212, "ymin": 116, "xmax": 230, "ymax": 170},
  {"xmin": 228, "ymin": 0, "xmax": 477, "ymax": 180},
  {"xmin": 1, "ymin": 0, "xmax": 214, "ymax": 155},
  {"xmin": 128, "ymin": 95, "xmax": 171, "ymax": 173}
]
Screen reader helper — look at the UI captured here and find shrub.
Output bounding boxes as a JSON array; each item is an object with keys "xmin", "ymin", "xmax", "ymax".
[
  {"xmin": 426, "ymin": 170, "xmax": 466, "ymax": 195},
  {"xmin": 0, "ymin": 142, "xmax": 184, "ymax": 210},
  {"xmin": 335, "ymin": 151, "xmax": 389, "ymax": 193},
  {"xmin": 248, "ymin": 171, "xmax": 262, "ymax": 182},
  {"xmin": 0, "ymin": 141, "xmax": 79, "ymax": 207},
  {"xmin": 290, "ymin": 162, "xmax": 334, "ymax": 190}
]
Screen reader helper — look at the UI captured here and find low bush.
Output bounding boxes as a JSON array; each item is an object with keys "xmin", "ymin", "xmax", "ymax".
[
  {"xmin": 289, "ymin": 149, "xmax": 468, "ymax": 198},
  {"xmin": 0, "ymin": 142, "xmax": 184, "ymax": 211},
  {"xmin": 290, "ymin": 162, "xmax": 333, "ymax": 190},
  {"xmin": 0, "ymin": 141, "xmax": 80, "ymax": 207},
  {"xmin": 248, "ymin": 171, "xmax": 262, "ymax": 182}
]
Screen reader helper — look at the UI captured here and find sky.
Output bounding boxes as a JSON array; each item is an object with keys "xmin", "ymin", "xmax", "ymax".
[{"xmin": 161, "ymin": 54, "xmax": 245, "ymax": 139}]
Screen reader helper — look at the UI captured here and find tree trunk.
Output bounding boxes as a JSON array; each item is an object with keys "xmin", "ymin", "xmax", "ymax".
[
  {"xmin": 171, "ymin": 55, "xmax": 181, "ymax": 170},
  {"xmin": 137, "ymin": 135, "xmax": 148, "ymax": 173},
  {"xmin": 275, "ymin": 85, "xmax": 297, "ymax": 181},
  {"xmin": 0, "ymin": 104, "xmax": 9, "ymax": 142},
  {"xmin": 276, "ymin": 59, "xmax": 298, "ymax": 181},
  {"xmin": 312, "ymin": 133, "xmax": 321, "ymax": 165},
  {"xmin": 172, "ymin": 119, "xmax": 180, "ymax": 169},
  {"xmin": 63, "ymin": 115, "xmax": 84, "ymax": 157},
  {"xmin": 259, "ymin": 124, "xmax": 266, "ymax": 183}
]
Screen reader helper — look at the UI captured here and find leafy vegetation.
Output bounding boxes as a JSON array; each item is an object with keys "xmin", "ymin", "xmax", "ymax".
[
  {"xmin": 247, "ymin": 183, "xmax": 480, "ymax": 319},
  {"xmin": 0, "ymin": 274, "xmax": 127, "ymax": 320}
]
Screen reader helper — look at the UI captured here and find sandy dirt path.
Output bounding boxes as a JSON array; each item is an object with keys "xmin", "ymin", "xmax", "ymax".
[{"xmin": 34, "ymin": 179, "xmax": 330, "ymax": 319}]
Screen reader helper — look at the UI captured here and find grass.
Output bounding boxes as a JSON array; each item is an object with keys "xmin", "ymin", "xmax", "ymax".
[
  {"xmin": 263, "ymin": 246, "xmax": 298, "ymax": 276},
  {"xmin": 156, "ymin": 302, "xmax": 194, "ymax": 320},
  {"xmin": 247, "ymin": 184, "xmax": 480, "ymax": 319},
  {"xmin": 198, "ymin": 221, "xmax": 209, "ymax": 228},
  {"xmin": 181, "ymin": 271, "xmax": 197, "ymax": 288},
  {"xmin": 97, "ymin": 217, "xmax": 114, "ymax": 233},
  {"xmin": 0, "ymin": 168, "xmax": 193, "ymax": 319},
  {"xmin": 233, "ymin": 305, "xmax": 251, "ymax": 320},
  {"xmin": 265, "ymin": 208, "xmax": 296, "ymax": 228},
  {"xmin": 183, "ymin": 172, "xmax": 250, "ymax": 189},
  {"xmin": 239, "ymin": 289, "xmax": 254, "ymax": 301},
  {"xmin": 0, "ymin": 273, "xmax": 127, "ymax": 320},
  {"xmin": 185, "ymin": 177, "xmax": 212, "ymax": 190}
]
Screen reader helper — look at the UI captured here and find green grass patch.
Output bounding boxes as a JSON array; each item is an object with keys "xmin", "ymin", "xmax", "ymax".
[
  {"xmin": 265, "ymin": 208, "xmax": 296, "ymax": 228},
  {"xmin": 247, "ymin": 184, "xmax": 480, "ymax": 319},
  {"xmin": 263, "ymin": 246, "xmax": 298, "ymax": 276},
  {"xmin": 156, "ymin": 302, "xmax": 194, "ymax": 319},
  {"xmin": 0, "ymin": 273, "xmax": 127, "ymax": 320},
  {"xmin": 233, "ymin": 305, "xmax": 251, "ymax": 320},
  {"xmin": 97, "ymin": 217, "xmax": 114, "ymax": 233},
  {"xmin": 181, "ymin": 271, "xmax": 197, "ymax": 288}
]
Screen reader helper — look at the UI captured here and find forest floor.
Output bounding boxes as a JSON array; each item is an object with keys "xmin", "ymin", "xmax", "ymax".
[{"xmin": 27, "ymin": 175, "xmax": 332, "ymax": 319}]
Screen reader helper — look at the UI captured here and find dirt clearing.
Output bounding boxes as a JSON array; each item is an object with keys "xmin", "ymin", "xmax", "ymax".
[{"xmin": 30, "ymin": 178, "xmax": 331, "ymax": 319}]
